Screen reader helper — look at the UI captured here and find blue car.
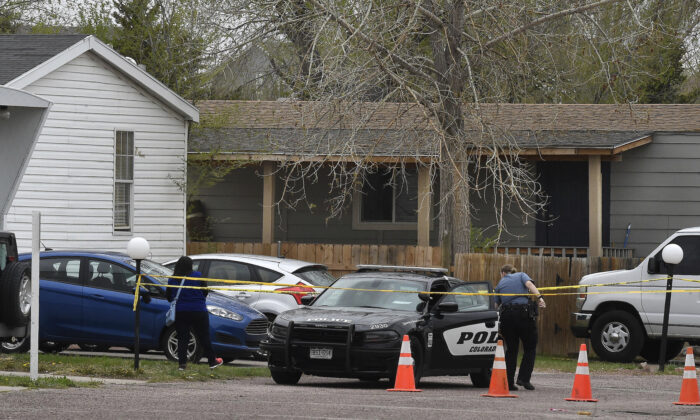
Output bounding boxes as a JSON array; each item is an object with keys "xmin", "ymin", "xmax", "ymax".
[{"xmin": 4, "ymin": 251, "xmax": 268, "ymax": 362}]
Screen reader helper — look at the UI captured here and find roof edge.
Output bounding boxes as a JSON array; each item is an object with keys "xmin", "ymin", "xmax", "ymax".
[{"xmin": 6, "ymin": 35, "xmax": 199, "ymax": 122}]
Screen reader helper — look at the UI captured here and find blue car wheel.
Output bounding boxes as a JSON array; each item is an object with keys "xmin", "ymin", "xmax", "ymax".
[{"xmin": 161, "ymin": 326, "xmax": 202, "ymax": 363}]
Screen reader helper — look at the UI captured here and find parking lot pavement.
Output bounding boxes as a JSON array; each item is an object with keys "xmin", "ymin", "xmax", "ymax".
[{"xmin": 0, "ymin": 371, "xmax": 695, "ymax": 418}]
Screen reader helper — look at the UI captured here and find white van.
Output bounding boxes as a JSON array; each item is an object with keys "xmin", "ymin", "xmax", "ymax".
[{"xmin": 571, "ymin": 227, "xmax": 700, "ymax": 362}]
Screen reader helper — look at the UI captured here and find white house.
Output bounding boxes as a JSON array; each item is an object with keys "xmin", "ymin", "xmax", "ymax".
[{"xmin": 0, "ymin": 34, "xmax": 199, "ymax": 262}]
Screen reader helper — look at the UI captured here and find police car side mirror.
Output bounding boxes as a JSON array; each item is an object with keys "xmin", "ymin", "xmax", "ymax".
[
  {"xmin": 300, "ymin": 294, "xmax": 315, "ymax": 306},
  {"xmin": 436, "ymin": 301, "xmax": 458, "ymax": 313}
]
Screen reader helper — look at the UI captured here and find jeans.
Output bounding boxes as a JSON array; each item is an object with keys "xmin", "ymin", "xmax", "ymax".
[
  {"xmin": 500, "ymin": 306, "xmax": 538, "ymax": 385},
  {"xmin": 175, "ymin": 310, "xmax": 217, "ymax": 366}
]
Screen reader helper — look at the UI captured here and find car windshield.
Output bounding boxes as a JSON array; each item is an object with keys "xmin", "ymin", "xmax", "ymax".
[
  {"xmin": 293, "ymin": 266, "xmax": 336, "ymax": 287},
  {"xmin": 312, "ymin": 277, "xmax": 426, "ymax": 311},
  {"xmin": 126, "ymin": 259, "xmax": 172, "ymax": 284}
]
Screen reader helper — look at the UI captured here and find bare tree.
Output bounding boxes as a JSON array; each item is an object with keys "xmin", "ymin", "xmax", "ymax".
[{"xmin": 203, "ymin": 0, "xmax": 699, "ymax": 262}]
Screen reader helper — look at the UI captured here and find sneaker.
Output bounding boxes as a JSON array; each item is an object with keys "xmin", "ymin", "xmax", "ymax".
[
  {"xmin": 210, "ymin": 358, "xmax": 224, "ymax": 369},
  {"xmin": 516, "ymin": 379, "xmax": 535, "ymax": 390},
  {"xmin": 178, "ymin": 365, "xmax": 186, "ymax": 371}
]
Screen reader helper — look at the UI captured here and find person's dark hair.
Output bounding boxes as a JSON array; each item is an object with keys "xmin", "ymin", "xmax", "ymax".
[
  {"xmin": 500, "ymin": 264, "xmax": 517, "ymax": 275},
  {"xmin": 173, "ymin": 256, "xmax": 193, "ymax": 277}
]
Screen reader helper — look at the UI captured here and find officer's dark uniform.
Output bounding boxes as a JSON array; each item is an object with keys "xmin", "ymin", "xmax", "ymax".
[{"xmin": 495, "ymin": 272, "xmax": 538, "ymax": 389}]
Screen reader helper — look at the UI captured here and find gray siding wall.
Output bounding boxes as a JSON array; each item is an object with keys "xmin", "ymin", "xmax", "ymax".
[
  {"xmin": 195, "ymin": 165, "xmax": 440, "ymax": 246},
  {"xmin": 610, "ymin": 133, "xmax": 700, "ymax": 257}
]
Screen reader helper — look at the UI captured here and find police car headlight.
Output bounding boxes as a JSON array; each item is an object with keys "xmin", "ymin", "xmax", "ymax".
[
  {"xmin": 207, "ymin": 305, "xmax": 243, "ymax": 321},
  {"xmin": 362, "ymin": 330, "xmax": 400, "ymax": 343},
  {"xmin": 269, "ymin": 324, "xmax": 288, "ymax": 339}
]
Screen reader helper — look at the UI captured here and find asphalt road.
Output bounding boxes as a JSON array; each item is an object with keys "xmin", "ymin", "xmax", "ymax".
[{"xmin": 0, "ymin": 371, "xmax": 697, "ymax": 419}]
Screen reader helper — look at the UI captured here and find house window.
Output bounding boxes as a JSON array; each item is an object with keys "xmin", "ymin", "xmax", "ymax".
[
  {"xmin": 114, "ymin": 131, "xmax": 134, "ymax": 231},
  {"xmin": 353, "ymin": 168, "xmax": 418, "ymax": 230}
]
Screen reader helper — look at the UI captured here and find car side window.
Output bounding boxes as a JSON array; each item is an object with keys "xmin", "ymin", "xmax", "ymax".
[
  {"xmin": 256, "ymin": 267, "xmax": 283, "ymax": 283},
  {"xmin": 207, "ymin": 260, "xmax": 253, "ymax": 286},
  {"xmin": 87, "ymin": 259, "xmax": 135, "ymax": 292},
  {"xmin": 441, "ymin": 283, "xmax": 492, "ymax": 312},
  {"xmin": 40, "ymin": 257, "xmax": 82, "ymax": 286},
  {"xmin": 654, "ymin": 236, "xmax": 700, "ymax": 276}
]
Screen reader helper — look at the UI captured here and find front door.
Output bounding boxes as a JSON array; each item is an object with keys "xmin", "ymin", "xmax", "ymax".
[
  {"xmin": 428, "ymin": 282, "xmax": 499, "ymax": 371},
  {"xmin": 536, "ymin": 161, "xmax": 610, "ymax": 247}
]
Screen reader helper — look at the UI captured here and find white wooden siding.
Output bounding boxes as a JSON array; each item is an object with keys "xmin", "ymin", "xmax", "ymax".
[{"xmin": 6, "ymin": 51, "xmax": 186, "ymax": 262}]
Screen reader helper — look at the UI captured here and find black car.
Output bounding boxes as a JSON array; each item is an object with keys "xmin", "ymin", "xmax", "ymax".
[{"xmin": 261, "ymin": 265, "xmax": 499, "ymax": 387}]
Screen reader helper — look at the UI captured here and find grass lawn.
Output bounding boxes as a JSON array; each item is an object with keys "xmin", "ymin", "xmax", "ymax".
[
  {"xmin": 0, "ymin": 353, "xmax": 270, "ymax": 384},
  {"xmin": 0, "ymin": 351, "xmax": 679, "ymax": 389},
  {"xmin": 534, "ymin": 354, "xmax": 683, "ymax": 375}
]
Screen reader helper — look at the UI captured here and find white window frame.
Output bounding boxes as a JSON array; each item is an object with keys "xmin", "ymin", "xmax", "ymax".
[
  {"xmin": 352, "ymin": 168, "xmax": 419, "ymax": 231},
  {"xmin": 114, "ymin": 130, "xmax": 134, "ymax": 233}
]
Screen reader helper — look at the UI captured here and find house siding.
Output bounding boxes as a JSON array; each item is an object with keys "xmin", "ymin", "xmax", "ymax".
[
  {"xmin": 610, "ymin": 133, "xmax": 700, "ymax": 257},
  {"xmin": 5, "ymin": 52, "xmax": 186, "ymax": 262},
  {"xmin": 195, "ymin": 165, "xmax": 440, "ymax": 246}
]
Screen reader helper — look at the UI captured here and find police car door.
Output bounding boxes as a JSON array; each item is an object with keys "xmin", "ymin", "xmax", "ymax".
[{"xmin": 428, "ymin": 282, "xmax": 499, "ymax": 370}]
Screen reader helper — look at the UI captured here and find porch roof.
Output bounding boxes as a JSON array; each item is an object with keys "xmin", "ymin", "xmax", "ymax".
[
  {"xmin": 190, "ymin": 126, "xmax": 652, "ymax": 161},
  {"xmin": 190, "ymin": 100, "xmax": 700, "ymax": 161}
]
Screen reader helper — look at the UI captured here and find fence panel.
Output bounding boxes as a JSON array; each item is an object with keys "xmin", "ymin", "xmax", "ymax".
[{"xmin": 186, "ymin": 241, "xmax": 642, "ymax": 355}]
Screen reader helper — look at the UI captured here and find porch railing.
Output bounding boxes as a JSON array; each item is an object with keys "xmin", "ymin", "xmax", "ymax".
[{"xmin": 479, "ymin": 246, "xmax": 634, "ymax": 258}]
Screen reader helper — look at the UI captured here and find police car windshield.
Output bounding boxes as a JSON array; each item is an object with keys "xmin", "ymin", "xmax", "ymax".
[{"xmin": 313, "ymin": 277, "xmax": 425, "ymax": 311}]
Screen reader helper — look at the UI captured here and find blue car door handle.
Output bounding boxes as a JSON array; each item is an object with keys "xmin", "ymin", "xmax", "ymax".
[{"xmin": 89, "ymin": 294, "xmax": 105, "ymax": 300}]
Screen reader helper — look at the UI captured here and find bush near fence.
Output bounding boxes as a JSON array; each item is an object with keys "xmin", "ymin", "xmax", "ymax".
[{"xmin": 187, "ymin": 241, "xmax": 642, "ymax": 356}]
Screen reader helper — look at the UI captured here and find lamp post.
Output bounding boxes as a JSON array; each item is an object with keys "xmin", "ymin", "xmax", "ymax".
[
  {"xmin": 127, "ymin": 237, "xmax": 150, "ymax": 370},
  {"xmin": 659, "ymin": 243, "xmax": 683, "ymax": 372}
]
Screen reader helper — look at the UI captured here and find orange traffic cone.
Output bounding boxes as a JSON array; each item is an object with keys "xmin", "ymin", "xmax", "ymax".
[
  {"xmin": 565, "ymin": 343, "xmax": 598, "ymax": 402},
  {"xmin": 482, "ymin": 339, "xmax": 517, "ymax": 398},
  {"xmin": 674, "ymin": 346, "xmax": 700, "ymax": 405},
  {"xmin": 387, "ymin": 335, "xmax": 421, "ymax": 392}
]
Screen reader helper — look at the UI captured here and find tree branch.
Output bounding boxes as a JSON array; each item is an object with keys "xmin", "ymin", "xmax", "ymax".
[{"xmin": 483, "ymin": 0, "xmax": 624, "ymax": 49}]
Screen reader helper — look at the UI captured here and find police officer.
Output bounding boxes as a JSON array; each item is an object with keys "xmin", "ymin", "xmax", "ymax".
[{"xmin": 495, "ymin": 264, "xmax": 546, "ymax": 391}]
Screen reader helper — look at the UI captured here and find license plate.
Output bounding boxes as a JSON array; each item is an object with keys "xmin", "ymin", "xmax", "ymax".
[{"xmin": 309, "ymin": 347, "xmax": 332, "ymax": 359}]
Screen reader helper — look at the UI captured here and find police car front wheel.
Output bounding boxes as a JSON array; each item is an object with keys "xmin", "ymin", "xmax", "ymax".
[{"xmin": 270, "ymin": 369, "xmax": 302, "ymax": 385}]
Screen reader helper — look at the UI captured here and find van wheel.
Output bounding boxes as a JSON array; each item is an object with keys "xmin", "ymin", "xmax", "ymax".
[
  {"xmin": 640, "ymin": 339, "xmax": 685, "ymax": 363},
  {"xmin": 591, "ymin": 310, "xmax": 644, "ymax": 362},
  {"xmin": 0, "ymin": 262, "xmax": 31, "ymax": 327}
]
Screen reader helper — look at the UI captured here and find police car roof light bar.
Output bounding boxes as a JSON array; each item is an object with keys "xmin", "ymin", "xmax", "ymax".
[{"xmin": 356, "ymin": 265, "xmax": 448, "ymax": 276}]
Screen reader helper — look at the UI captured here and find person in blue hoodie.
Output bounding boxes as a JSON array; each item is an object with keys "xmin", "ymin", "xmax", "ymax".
[{"xmin": 168, "ymin": 256, "xmax": 223, "ymax": 370}]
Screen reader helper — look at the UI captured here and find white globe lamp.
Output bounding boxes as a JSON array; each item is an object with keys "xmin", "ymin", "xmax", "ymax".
[
  {"xmin": 661, "ymin": 243, "xmax": 683, "ymax": 265},
  {"xmin": 127, "ymin": 236, "xmax": 150, "ymax": 371},
  {"xmin": 658, "ymin": 242, "xmax": 683, "ymax": 372},
  {"xmin": 127, "ymin": 237, "xmax": 150, "ymax": 260}
]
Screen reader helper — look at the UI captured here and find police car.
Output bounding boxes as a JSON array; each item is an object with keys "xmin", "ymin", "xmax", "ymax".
[{"xmin": 261, "ymin": 265, "xmax": 499, "ymax": 387}]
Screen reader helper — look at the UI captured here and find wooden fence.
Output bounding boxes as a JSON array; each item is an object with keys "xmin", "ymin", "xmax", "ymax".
[{"xmin": 187, "ymin": 241, "xmax": 642, "ymax": 356}]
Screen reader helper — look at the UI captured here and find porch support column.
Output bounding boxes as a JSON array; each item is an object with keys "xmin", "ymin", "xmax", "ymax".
[
  {"xmin": 262, "ymin": 161, "xmax": 275, "ymax": 244},
  {"xmin": 417, "ymin": 165, "xmax": 431, "ymax": 247},
  {"xmin": 588, "ymin": 155, "xmax": 603, "ymax": 257}
]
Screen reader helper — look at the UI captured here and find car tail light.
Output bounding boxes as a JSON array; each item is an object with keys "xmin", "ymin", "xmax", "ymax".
[
  {"xmin": 276, "ymin": 283, "xmax": 314, "ymax": 305},
  {"xmin": 7, "ymin": 255, "xmax": 15, "ymax": 262}
]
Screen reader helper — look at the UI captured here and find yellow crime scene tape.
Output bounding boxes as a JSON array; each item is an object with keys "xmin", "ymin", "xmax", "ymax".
[{"xmin": 132, "ymin": 273, "xmax": 700, "ymax": 311}]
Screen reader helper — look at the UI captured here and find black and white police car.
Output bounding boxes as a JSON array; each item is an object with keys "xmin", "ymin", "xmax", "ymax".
[{"xmin": 261, "ymin": 265, "xmax": 499, "ymax": 387}]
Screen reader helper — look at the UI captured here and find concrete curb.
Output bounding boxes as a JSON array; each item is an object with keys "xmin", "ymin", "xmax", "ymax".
[{"xmin": 0, "ymin": 370, "xmax": 146, "ymax": 385}]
